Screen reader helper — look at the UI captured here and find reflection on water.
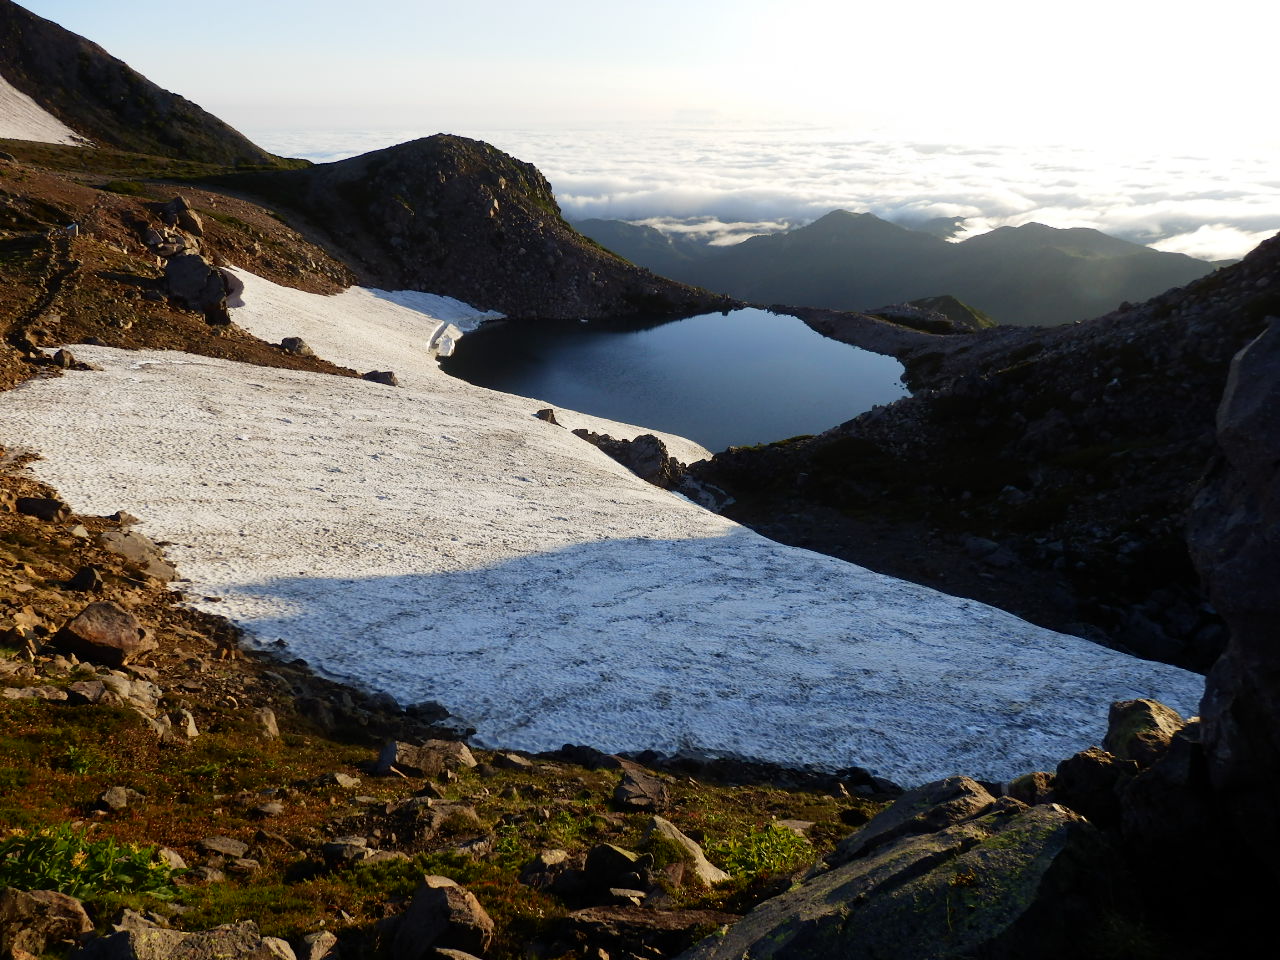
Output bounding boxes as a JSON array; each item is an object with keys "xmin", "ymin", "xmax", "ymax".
[{"xmin": 441, "ymin": 308, "xmax": 908, "ymax": 453}]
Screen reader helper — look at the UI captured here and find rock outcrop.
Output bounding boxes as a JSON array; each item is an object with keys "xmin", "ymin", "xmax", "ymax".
[
  {"xmin": 227, "ymin": 135, "xmax": 735, "ymax": 320},
  {"xmin": 1189, "ymin": 316, "xmax": 1280, "ymax": 873},
  {"xmin": 680, "ymin": 787, "xmax": 1121, "ymax": 960}
]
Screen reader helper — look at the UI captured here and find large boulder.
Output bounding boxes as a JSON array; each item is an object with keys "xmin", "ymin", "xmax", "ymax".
[
  {"xmin": 1188, "ymin": 317, "xmax": 1280, "ymax": 871},
  {"xmin": 679, "ymin": 798, "xmax": 1124, "ymax": 960},
  {"xmin": 1103, "ymin": 698, "xmax": 1185, "ymax": 766},
  {"xmin": 164, "ymin": 253, "xmax": 229, "ymax": 321},
  {"xmin": 75, "ymin": 919, "xmax": 295, "ymax": 959},
  {"xmin": 54, "ymin": 601, "xmax": 156, "ymax": 666},
  {"xmin": 0, "ymin": 888, "xmax": 93, "ymax": 957},
  {"xmin": 644, "ymin": 816, "xmax": 730, "ymax": 888},
  {"xmin": 376, "ymin": 740, "xmax": 476, "ymax": 778},
  {"xmin": 389, "ymin": 875, "xmax": 494, "ymax": 959},
  {"xmin": 824, "ymin": 775, "xmax": 995, "ymax": 869}
]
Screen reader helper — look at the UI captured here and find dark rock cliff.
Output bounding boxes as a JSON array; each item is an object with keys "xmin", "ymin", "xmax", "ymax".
[
  {"xmin": 221, "ymin": 135, "xmax": 736, "ymax": 320},
  {"xmin": 0, "ymin": 0, "xmax": 285, "ymax": 166}
]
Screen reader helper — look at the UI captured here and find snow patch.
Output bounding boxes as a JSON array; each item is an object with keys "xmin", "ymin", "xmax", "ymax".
[
  {"xmin": 0, "ymin": 274, "xmax": 1204, "ymax": 785},
  {"xmin": 0, "ymin": 72, "xmax": 87, "ymax": 146}
]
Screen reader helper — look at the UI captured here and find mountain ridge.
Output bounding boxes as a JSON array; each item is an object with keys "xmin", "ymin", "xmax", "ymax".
[
  {"xmin": 576, "ymin": 211, "xmax": 1219, "ymax": 325},
  {"xmin": 0, "ymin": 0, "xmax": 289, "ymax": 166}
]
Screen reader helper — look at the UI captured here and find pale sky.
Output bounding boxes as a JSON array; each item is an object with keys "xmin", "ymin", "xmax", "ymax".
[{"xmin": 16, "ymin": 0, "xmax": 1279, "ymax": 147}]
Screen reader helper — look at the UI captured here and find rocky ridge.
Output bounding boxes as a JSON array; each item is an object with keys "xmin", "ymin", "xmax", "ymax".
[
  {"xmin": 0, "ymin": 0, "xmax": 289, "ymax": 167},
  {"xmin": 215, "ymin": 135, "xmax": 737, "ymax": 321}
]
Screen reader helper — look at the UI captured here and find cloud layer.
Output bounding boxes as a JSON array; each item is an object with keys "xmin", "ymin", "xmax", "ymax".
[{"xmin": 253, "ymin": 125, "xmax": 1280, "ymax": 261}]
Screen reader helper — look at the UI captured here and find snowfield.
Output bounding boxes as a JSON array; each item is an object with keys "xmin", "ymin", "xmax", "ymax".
[
  {"xmin": 0, "ymin": 270, "xmax": 1204, "ymax": 785},
  {"xmin": 0, "ymin": 71, "xmax": 85, "ymax": 145}
]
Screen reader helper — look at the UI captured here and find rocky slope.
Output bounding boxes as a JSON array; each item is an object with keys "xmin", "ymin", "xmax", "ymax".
[
  {"xmin": 692, "ymin": 236, "xmax": 1280, "ymax": 672},
  {"xmin": 217, "ymin": 135, "xmax": 736, "ymax": 320},
  {"xmin": 0, "ymin": 0, "xmax": 289, "ymax": 166}
]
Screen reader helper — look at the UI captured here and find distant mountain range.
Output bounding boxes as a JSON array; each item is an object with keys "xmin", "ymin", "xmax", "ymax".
[{"xmin": 574, "ymin": 211, "xmax": 1225, "ymax": 326}]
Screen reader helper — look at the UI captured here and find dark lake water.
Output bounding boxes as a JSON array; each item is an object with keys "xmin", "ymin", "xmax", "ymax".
[{"xmin": 441, "ymin": 308, "xmax": 908, "ymax": 453}]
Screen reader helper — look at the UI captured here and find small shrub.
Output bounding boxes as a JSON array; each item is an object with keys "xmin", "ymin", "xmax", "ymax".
[
  {"xmin": 0, "ymin": 823, "xmax": 180, "ymax": 899},
  {"xmin": 707, "ymin": 824, "xmax": 812, "ymax": 878}
]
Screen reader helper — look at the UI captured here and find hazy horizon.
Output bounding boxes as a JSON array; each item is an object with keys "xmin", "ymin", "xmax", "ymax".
[
  {"xmin": 248, "ymin": 123, "xmax": 1276, "ymax": 262},
  {"xmin": 16, "ymin": 0, "xmax": 1278, "ymax": 260}
]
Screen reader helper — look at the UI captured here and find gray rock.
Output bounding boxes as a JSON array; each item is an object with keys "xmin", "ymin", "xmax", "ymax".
[
  {"xmin": 75, "ymin": 919, "xmax": 295, "ymax": 959},
  {"xmin": 54, "ymin": 602, "xmax": 156, "ymax": 667},
  {"xmin": 160, "ymin": 196, "xmax": 205, "ymax": 236},
  {"xmin": 99, "ymin": 786, "xmax": 144, "ymax": 810},
  {"xmin": 293, "ymin": 930, "xmax": 338, "ymax": 960},
  {"xmin": 362, "ymin": 370, "xmax": 399, "ymax": 386},
  {"xmin": 376, "ymin": 739, "xmax": 476, "ymax": 777},
  {"xmin": 199, "ymin": 836, "xmax": 250, "ymax": 858},
  {"xmin": 98, "ymin": 530, "xmax": 177, "ymax": 581},
  {"xmin": 613, "ymin": 763, "xmax": 668, "ymax": 811},
  {"xmin": 164, "ymin": 253, "xmax": 228, "ymax": 320},
  {"xmin": 390, "ymin": 876, "xmax": 494, "ymax": 960},
  {"xmin": 279, "ymin": 337, "xmax": 315, "ymax": 357},
  {"xmin": 644, "ymin": 817, "xmax": 729, "ymax": 887},
  {"xmin": 678, "ymin": 802, "xmax": 1120, "ymax": 960},
  {"xmin": 66, "ymin": 566, "xmax": 104, "ymax": 592},
  {"xmin": 1189, "ymin": 318, "xmax": 1280, "ymax": 866},
  {"xmin": 256, "ymin": 707, "xmax": 281, "ymax": 739},
  {"xmin": 0, "ymin": 888, "xmax": 93, "ymax": 956},
  {"xmin": 825, "ymin": 775, "xmax": 995, "ymax": 869}
]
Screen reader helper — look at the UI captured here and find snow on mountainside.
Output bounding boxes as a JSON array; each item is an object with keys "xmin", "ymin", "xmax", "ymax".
[
  {"xmin": 0, "ymin": 271, "xmax": 1203, "ymax": 785},
  {"xmin": 0, "ymin": 69, "xmax": 84, "ymax": 144}
]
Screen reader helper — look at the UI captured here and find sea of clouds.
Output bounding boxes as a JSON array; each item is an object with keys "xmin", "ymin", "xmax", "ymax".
[{"xmin": 251, "ymin": 124, "xmax": 1279, "ymax": 262}]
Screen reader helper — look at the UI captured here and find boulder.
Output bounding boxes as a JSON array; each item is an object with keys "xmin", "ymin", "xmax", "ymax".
[
  {"xmin": 293, "ymin": 931, "xmax": 338, "ymax": 960},
  {"xmin": 1103, "ymin": 699, "xmax": 1185, "ymax": 766},
  {"xmin": 1005, "ymin": 770, "xmax": 1054, "ymax": 805},
  {"xmin": 518, "ymin": 848, "xmax": 572, "ymax": 889},
  {"xmin": 160, "ymin": 196, "xmax": 205, "ymax": 236},
  {"xmin": 824, "ymin": 775, "xmax": 995, "ymax": 869},
  {"xmin": 584, "ymin": 844, "xmax": 652, "ymax": 896},
  {"xmin": 613, "ymin": 763, "xmax": 669, "ymax": 811},
  {"xmin": 75, "ymin": 919, "xmax": 295, "ymax": 959},
  {"xmin": 1052, "ymin": 747, "xmax": 1137, "ymax": 828},
  {"xmin": 376, "ymin": 740, "xmax": 476, "ymax": 778},
  {"xmin": 0, "ymin": 888, "xmax": 93, "ymax": 957},
  {"xmin": 572, "ymin": 430, "xmax": 687, "ymax": 489},
  {"xmin": 678, "ymin": 802, "xmax": 1124, "ymax": 960},
  {"xmin": 164, "ymin": 253, "xmax": 229, "ymax": 321},
  {"xmin": 279, "ymin": 337, "xmax": 314, "ymax": 357},
  {"xmin": 1188, "ymin": 318, "xmax": 1280, "ymax": 870},
  {"xmin": 98, "ymin": 530, "xmax": 177, "ymax": 581},
  {"xmin": 644, "ymin": 816, "xmax": 730, "ymax": 887},
  {"xmin": 198, "ymin": 836, "xmax": 250, "ymax": 858},
  {"xmin": 15, "ymin": 496, "xmax": 69, "ymax": 521},
  {"xmin": 54, "ymin": 602, "xmax": 156, "ymax": 666},
  {"xmin": 362, "ymin": 370, "xmax": 399, "ymax": 386},
  {"xmin": 390, "ymin": 876, "xmax": 494, "ymax": 959},
  {"xmin": 292, "ymin": 931, "xmax": 338, "ymax": 960},
  {"xmin": 560, "ymin": 907, "xmax": 737, "ymax": 960}
]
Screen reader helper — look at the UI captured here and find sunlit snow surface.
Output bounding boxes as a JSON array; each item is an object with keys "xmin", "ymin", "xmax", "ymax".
[
  {"xmin": 0, "ymin": 72, "xmax": 85, "ymax": 145},
  {"xmin": 0, "ymin": 270, "xmax": 1203, "ymax": 784}
]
